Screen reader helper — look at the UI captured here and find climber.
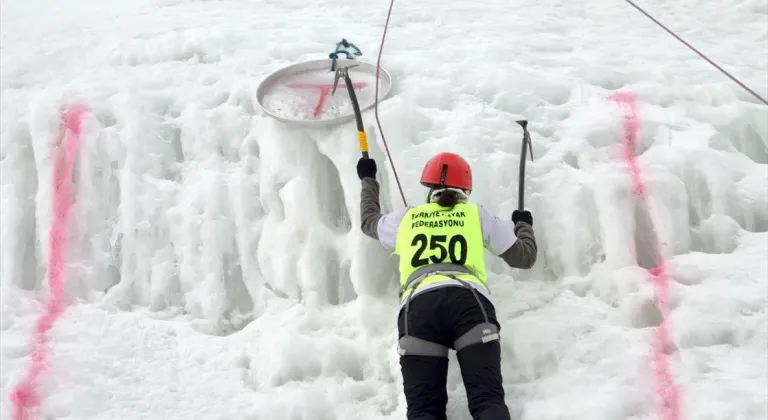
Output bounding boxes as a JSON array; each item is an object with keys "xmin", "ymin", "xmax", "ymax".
[{"xmin": 357, "ymin": 152, "xmax": 538, "ymax": 420}]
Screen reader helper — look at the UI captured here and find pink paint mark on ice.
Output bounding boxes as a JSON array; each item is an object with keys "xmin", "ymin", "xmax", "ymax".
[
  {"xmin": 610, "ymin": 91, "xmax": 683, "ymax": 420},
  {"xmin": 288, "ymin": 82, "xmax": 367, "ymax": 117},
  {"xmin": 287, "ymin": 82, "xmax": 367, "ymax": 89},
  {"xmin": 10, "ymin": 104, "xmax": 89, "ymax": 420}
]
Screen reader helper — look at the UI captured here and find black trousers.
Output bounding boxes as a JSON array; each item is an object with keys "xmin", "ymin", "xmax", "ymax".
[{"xmin": 397, "ymin": 287, "xmax": 511, "ymax": 420}]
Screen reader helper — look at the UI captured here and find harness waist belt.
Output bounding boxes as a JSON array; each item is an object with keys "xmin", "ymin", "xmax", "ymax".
[{"xmin": 400, "ymin": 263, "xmax": 476, "ymax": 298}]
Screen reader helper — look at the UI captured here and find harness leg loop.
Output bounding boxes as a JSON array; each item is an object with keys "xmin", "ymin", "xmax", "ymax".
[
  {"xmin": 450, "ymin": 276, "xmax": 500, "ymax": 352},
  {"xmin": 397, "ymin": 272, "xmax": 499, "ymax": 357},
  {"xmin": 399, "ymin": 276, "xmax": 449, "ymax": 358}
]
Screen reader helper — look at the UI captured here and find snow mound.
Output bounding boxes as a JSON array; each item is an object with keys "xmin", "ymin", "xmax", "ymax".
[{"xmin": 1, "ymin": 0, "xmax": 766, "ymax": 419}]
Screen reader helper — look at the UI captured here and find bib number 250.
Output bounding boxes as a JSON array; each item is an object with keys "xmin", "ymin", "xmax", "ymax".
[{"xmin": 410, "ymin": 233, "xmax": 468, "ymax": 267}]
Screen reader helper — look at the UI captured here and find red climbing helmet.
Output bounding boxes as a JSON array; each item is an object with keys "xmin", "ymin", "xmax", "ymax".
[{"xmin": 419, "ymin": 152, "xmax": 472, "ymax": 192}]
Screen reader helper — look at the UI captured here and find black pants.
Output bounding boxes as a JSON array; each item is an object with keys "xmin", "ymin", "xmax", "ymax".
[{"xmin": 397, "ymin": 287, "xmax": 511, "ymax": 420}]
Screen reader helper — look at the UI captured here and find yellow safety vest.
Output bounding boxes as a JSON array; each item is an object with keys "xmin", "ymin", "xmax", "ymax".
[{"xmin": 394, "ymin": 202, "xmax": 488, "ymax": 302}]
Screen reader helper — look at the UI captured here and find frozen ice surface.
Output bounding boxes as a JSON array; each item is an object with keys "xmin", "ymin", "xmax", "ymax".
[{"xmin": 1, "ymin": 0, "xmax": 766, "ymax": 419}]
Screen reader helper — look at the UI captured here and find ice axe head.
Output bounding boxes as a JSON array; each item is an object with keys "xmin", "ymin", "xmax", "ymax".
[
  {"xmin": 516, "ymin": 120, "xmax": 533, "ymax": 161},
  {"xmin": 331, "ymin": 65, "xmax": 359, "ymax": 96}
]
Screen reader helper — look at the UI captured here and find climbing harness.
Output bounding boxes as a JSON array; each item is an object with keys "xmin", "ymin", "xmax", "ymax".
[
  {"xmin": 397, "ymin": 262, "xmax": 500, "ymax": 357},
  {"xmin": 328, "ymin": 38, "xmax": 362, "ymax": 72}
]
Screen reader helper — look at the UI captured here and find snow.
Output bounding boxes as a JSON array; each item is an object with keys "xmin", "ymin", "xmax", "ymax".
[{"xmin": 1, "ymin": 0, "xmax": 766, "ymax": 418}]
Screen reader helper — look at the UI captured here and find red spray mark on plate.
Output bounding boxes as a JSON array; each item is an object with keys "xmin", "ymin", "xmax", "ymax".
[
  {"xmin": 10, "ymin": 104, "xmax": 89, "ymax": 420},
  {"xmin": 287, "ymin": 82, "xmax": 366, "ymax": 118},
  {"xmin": 610, "ymin": 91, "xmax": 683, "ymax": 420}
]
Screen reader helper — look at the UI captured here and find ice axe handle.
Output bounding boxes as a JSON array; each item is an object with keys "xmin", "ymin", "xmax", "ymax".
[
  {"xmin": 337, "ymin": 68, "xmax": 369, "ymax": 159},
  {"xmin": 516, "ymin": 120, "xmax": 533, "ymax": 212}
]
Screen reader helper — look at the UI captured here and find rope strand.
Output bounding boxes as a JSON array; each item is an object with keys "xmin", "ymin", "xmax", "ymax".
[
  {"xmin": 374, "ymin": 0, "xmax": 408, "ymax": 207},
  {"xmin": 625, "ymin": 0, "xmax": 767, "ymax": 105},
  {"xmin": 372, "ymin": 0, "xmax": 765, "ymax": 210}
]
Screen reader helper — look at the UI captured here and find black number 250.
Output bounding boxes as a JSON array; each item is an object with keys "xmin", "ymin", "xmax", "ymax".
[{"xmin": 410, "ymin": 233, "xmax": 468, "ymax": 267}]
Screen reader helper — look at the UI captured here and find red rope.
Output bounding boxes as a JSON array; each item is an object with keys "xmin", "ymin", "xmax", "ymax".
[
  {"xmin": 374, "ymin": 0, "xmax": 408, "ymax": 207},
  {"xmin": 625, "ymin": 0, "xmax": 767, "ymax": 106}
]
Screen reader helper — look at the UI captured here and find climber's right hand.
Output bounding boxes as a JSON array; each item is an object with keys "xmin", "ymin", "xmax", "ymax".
[
  {"xmin": 357, "ymin": 157, "xmax": 377, "ymax": 180},
  {"xmin": 512, "ymin": 209, "xmax": 533, "ymax": 226}
]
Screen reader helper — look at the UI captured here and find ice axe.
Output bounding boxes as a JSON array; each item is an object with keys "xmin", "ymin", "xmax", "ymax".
[
  {"xmin": 516, "ymin": 120, "xmax": 534, "ymax": 211},
  {"xmin": 331, "ymin": 65, "xmax": 369, "ymax": 159}
]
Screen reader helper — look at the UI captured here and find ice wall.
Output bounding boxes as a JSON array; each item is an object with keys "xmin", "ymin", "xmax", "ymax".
[
  {"xmin": 0, "ymin": 90, "xmax": 400, "ymax": 333},
  {"xmin": 1, "ymin": 0, "xmax": 765, "ymax": 334},
  {"xmin": 1, "ymin": 0, "xmax": 767, "ymax": 418}
]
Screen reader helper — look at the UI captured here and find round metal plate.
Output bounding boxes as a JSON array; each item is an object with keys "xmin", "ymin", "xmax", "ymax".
[{"xmin": 255, "ymin": 59, "xmax": 392, "ymax": 126}]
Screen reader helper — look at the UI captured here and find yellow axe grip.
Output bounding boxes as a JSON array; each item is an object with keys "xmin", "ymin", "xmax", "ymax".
[{"xmin": 357, "ymin": 131, "xmax": 368, "ymax": 153}]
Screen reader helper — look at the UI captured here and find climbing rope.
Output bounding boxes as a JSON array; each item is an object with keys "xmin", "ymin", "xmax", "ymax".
[
  {"xmin": 625, "ymin": 0, "xmax": 767, "ymax": 105},
  {"xmin": 325, "ymin": 37, "xmax": 406, "ymax": 206},
  {"xmin": 374, "ymin": 0, "xmax": 408, "ymax": 207},
  {"xmin": 370, "ymin": 0, "xmax": 765, "ymax": 210}
]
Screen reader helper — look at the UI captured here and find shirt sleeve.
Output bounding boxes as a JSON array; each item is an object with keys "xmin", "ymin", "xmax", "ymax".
[
  {"xmin": 376, "ymin": 207, "xmax": 409, "ymax": 251},
  {"xmin": 478, "ymin": 204, "xmax": 517, "ymax": 256}
]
